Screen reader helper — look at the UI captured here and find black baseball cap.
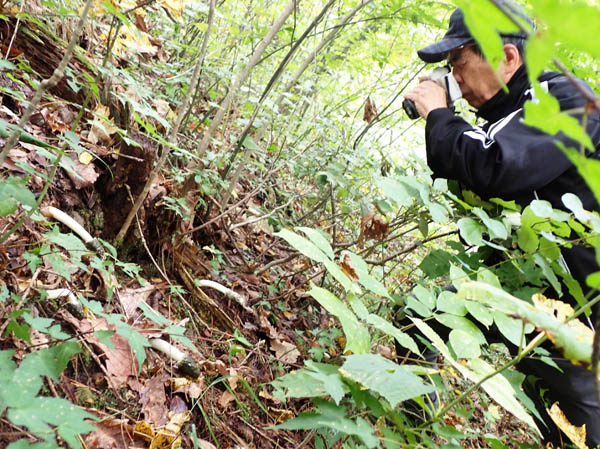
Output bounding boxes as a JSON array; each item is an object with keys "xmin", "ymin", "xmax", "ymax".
[{"xmin": 417, "ymin": 8, "xmax": 529, "ymax": 63}]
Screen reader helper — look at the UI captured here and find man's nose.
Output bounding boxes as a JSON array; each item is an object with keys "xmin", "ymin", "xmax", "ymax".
[{"xmin": 452, "ymin": 69, "xmax": 463, "ymax": 84}]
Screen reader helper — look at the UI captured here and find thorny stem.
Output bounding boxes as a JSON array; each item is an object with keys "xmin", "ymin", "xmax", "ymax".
[{"xmin": 0, "ymin": 0, "xmax": 94, "ymax": 167}]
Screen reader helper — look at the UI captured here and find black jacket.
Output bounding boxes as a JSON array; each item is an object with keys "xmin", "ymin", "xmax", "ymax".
[{"xmin": 424, "ymin": 66, "xmax": 600, "ymax": 312}]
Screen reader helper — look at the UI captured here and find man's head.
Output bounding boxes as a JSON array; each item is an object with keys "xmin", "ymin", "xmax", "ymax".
[{"xmin": 418, "ymin": 8, "xmax": 528, "ymax": 109}]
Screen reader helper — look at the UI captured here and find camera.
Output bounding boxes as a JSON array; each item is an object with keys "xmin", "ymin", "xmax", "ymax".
[{"xmin": 402, "ymin": 67, "xmax": 462, "ymax": 119}]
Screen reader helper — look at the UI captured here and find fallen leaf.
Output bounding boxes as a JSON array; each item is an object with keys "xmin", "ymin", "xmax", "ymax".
[
  {"xmin": 271, "ymin": 339, "xmax": 300, "ymax": 364},
  {"xmin": 140, "ymin": 374, "xmax": 169, "ymax": 427},
  {"xmin": 218, "ymin": 390, "xmax": 235, "ymax": 409},
  {"xmin": 88, "ymin": 104, "xmax": 118, "ymax": 144},
  {"xmin": 548, "ymin": 403, "xmax": 588, "ymax": 449},
  {"xmin": 149, "ymin": 411, "xmax": 190, "ymax": 449},
  {"xmin": 60, "ymin": 312, "xmax": 136, "ymax": 388},
  {"xmin": 66, "ymin": 153, "xmax": 99, "ymax": 189},
  {"xmin": 134, "ymin": 420, "xmax": 155, "ymax": 442},
  {"xmin": 85, "ymin": 416, "xmax": 146, "ymax": 449},
  {"xmin": 79, "ymin": 151, "xmax": 94, "ymax": 165},
  {"xmin": 157, "ymin": 0, "xmax": 190, "ymax": 19},
  {"xmin": 119, "ymin": 286, "xmax": 157, "ymax": 318}
]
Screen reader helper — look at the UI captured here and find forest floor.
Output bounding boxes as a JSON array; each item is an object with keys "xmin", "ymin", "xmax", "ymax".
[{"xmin": 0, "ymin": 9, "xmax": 544, "ymax": 449}]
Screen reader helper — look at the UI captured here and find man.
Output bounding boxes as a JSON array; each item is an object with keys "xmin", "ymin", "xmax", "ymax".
[{"xmin": 404, "ymin": 7, "xmax": 600, "ymax": 447}]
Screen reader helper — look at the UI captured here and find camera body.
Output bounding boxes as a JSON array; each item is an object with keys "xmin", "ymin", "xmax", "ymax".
[{"xmin": 403, "ymin": 67, "xmax": 462, "ymax": 119}]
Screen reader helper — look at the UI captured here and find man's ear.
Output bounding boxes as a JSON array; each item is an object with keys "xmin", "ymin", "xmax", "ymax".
[
  {"xmin": 503, "ymin": 43, "xmax": 522, "ymax": 71},
  {"xmin": 499, "ymin": 43, "xmax": 522, "ymax": 82}
]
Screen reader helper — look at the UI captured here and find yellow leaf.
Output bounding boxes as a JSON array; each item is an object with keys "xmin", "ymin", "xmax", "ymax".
[
  {"xmin": 548, "ymin": 403, "xmax": 588, "ymax": 449},
  {"xmin": 532, "ymin": 294, "xmax": 594, "ymax": 341},
  {"xmin": 134, "ymin": 420, "xmax": 155, "ymax": 441},
  {"xmin": 157, "ymin": 0, "xmax": 190, "ymax": 19},
  {"xmin": 79, "ymin": 151, "xmax": 94, "ymax": 165}
]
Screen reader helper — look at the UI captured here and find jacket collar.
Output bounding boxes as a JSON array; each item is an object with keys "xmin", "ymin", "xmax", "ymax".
[{"xmin": 476, "ymin": 65, "xmax": 530, "ymax": 122}]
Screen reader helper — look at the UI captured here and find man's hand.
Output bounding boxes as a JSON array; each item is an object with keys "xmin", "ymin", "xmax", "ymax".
[{"xmin": 404, "ymin": 80, "xmax": 448, "ymax": 119}]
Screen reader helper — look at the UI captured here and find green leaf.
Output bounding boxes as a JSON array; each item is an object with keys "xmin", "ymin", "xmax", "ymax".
[
  {"xmin": 322, "ymin": 258, "xmax": 359, "ymax": 293},
  {"xmin": 303, "ymin": 360, "xmax": 347, "ymax": 405},
  {"xmin": 340, "ymin": 354, "xmax": 434, "ymax": 408},
  {"xmin": 275, "ymin": 229, "xmax": 329, "ymax": 263},
  {"xmin": 44, "ymin": 227, "xmax": 89, "ymax": 265},
  {"xmin": 0, "ymin": 198, "xmax": 17, "ymax": 216},
  {"xmin": 419, "ymin": 249, "xmax": 452, "ymax": 278},
  {"xmin": 412, "ymin": 318, "xmax": 539, "ymax": 433},
  {"xmin": 7, "ymin": 440, "xmax": 60, "ymax": 449},
  {"xmin": 0, "ymin": 177, "xmax": 36, "ymax": 208},
  {"xmin": 449, "ymin": 329, "xmax": 481, "ymax": 359},
  {"xmin": 44, "ymin": 251, "xmax": 72, "ymax": 281},
  {"xmin": 93, "ymin": 330, "xmax": 115, "ymax": 350},
  {"xmin": 456, "ymin": 0, "xmax": 524, "ymax": 70},
  {"xmin": 531, "ymin": 0, "xmax": 600, "ymax": 59},
  {"xmin": 347, "ymin": 252, "xmax": 391, "ymax": 299},
  {"xmin": 464, "ymin": 300, "xmax": 493, "ymax": 327},
  {"xmin": 308, "ymin": 285, "xmax": 370, "ymax": 354},
  {"xmin": 276, "ymin": 399, "xmax": 379, "ymax": 448},
  {"xmin": 8, "ymin": 396, "xmax": 95, "ymax": 448},
  {"xmin": 524, "ymin": 86, "xmax": 593, "ymax": 151},
  {"xmin": 365, "ymin": 313, "xmax": 419, "ymax": 354},
  {"xmin": 457, "ymin": 217, "xmax": 484, "ymax": 246},
  {"xmin": 472, "ymin": 208, "xmax": 507, "ymax": 240},
  {"xmin": 23, "ymin": 343, "xmax": 81, "ymax": 382},
  {"xmin": 492, "ymin": 310, "xmax": 528, "ymax": 347},
  {"xmin": 533, "ymin": 253, "xmax": 562, "ymax": 295},
  {"xmin": 138, "ymin": 301, "xmax": 171, "ymax": 326},
  {"xmin": 428, "ymin": 202, "xmax": 449, "ymax": 224},
  {"xmin": 436, "ymin": 290, "xmax": 467, "ymax": 316},
  {"xmin": 563, "ymin": 147, "xmax": 600, "ymax": 206},
  {"xmin": 524, "ymin": 31, "xmax": 556, "ymax": 79},
  {"xmin": 517, "ymin": 225, "xmax": 539, "ymax": 253},
  {"xmin": 457, "ymin": 281, "xmax": 593, "ymax": 365},
  {"xmin": 376, "ymin": 177, "xmax": 412, "ymax": 207},
  {"xmin": 297, "ymin": 227, "xmax": 334, "ymax": 260},
  {"xmin": 435, "ymin": 313, "xmax": 486, "ymax": 344},
  {"xmin": 272, "ymin": 362, "xmax": 343, "ymax": 400}
]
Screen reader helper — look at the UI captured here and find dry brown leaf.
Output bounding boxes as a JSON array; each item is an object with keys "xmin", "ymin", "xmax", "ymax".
[
  {"xmin": 60, "ymin": 312, "xmax": 136, "ymax": 388},
  {"xmin": 119, "ymin": 286, "xmax": 157, "ymax": 318},
  {"xmin": 195, "ymin": 440, "xmax": 218, "ymax": 449},
  {"xmin": 358, "ymin": 212, "xmax": 389, "ymax": 246},
  {"xmin": 85, "ymin": 416, "xmax": 147, "ymax": 449},
  {"xmin": 548, "ymin": 403, "xmax": 588, "ymax": 449},
  {"xmin": 340, "ymin": 253, "xmax": 359, "ymax": 281},
  {"xmin": 218, "ymin": 390, "xmax": 235, "ymax": 409},
  {"xmin": 199, "ymin": 359, "xmax": 228, "ymax": 376},
  {"xmin": 363, "ymin": 96, "xmax": 378, "ymax": 123},
  {"xmin": 88, "ymin": 104, "xmax": 118, "ymax": 144},
  {"xmin": 140, "ymin": 374, "xmax": 169, "ymax": 427},
  {"xmin": 271, "ymin": 339, "xmax": 300, "ymax": 364},
  {"xmin": 65, "ymin": 154, "xmax": 99, "ymax": 189}
]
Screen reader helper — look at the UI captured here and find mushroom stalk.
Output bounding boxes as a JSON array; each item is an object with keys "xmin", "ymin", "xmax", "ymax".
[
  {"xmin": 46, "ymin": 288, "xmax": 84, "ymax": 319},
  {"xmin": 40, "ymin": 206, "xmax": 103, "ymax": 254},
  {"xmin": 150, "ymin": 338, "xmax": 200, "ymax": 378}
]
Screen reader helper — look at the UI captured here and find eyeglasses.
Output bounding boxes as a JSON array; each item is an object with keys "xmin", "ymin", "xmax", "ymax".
[{"xmin": 447, "ymin": 44, "xmax": 474, "ymax": 69}]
